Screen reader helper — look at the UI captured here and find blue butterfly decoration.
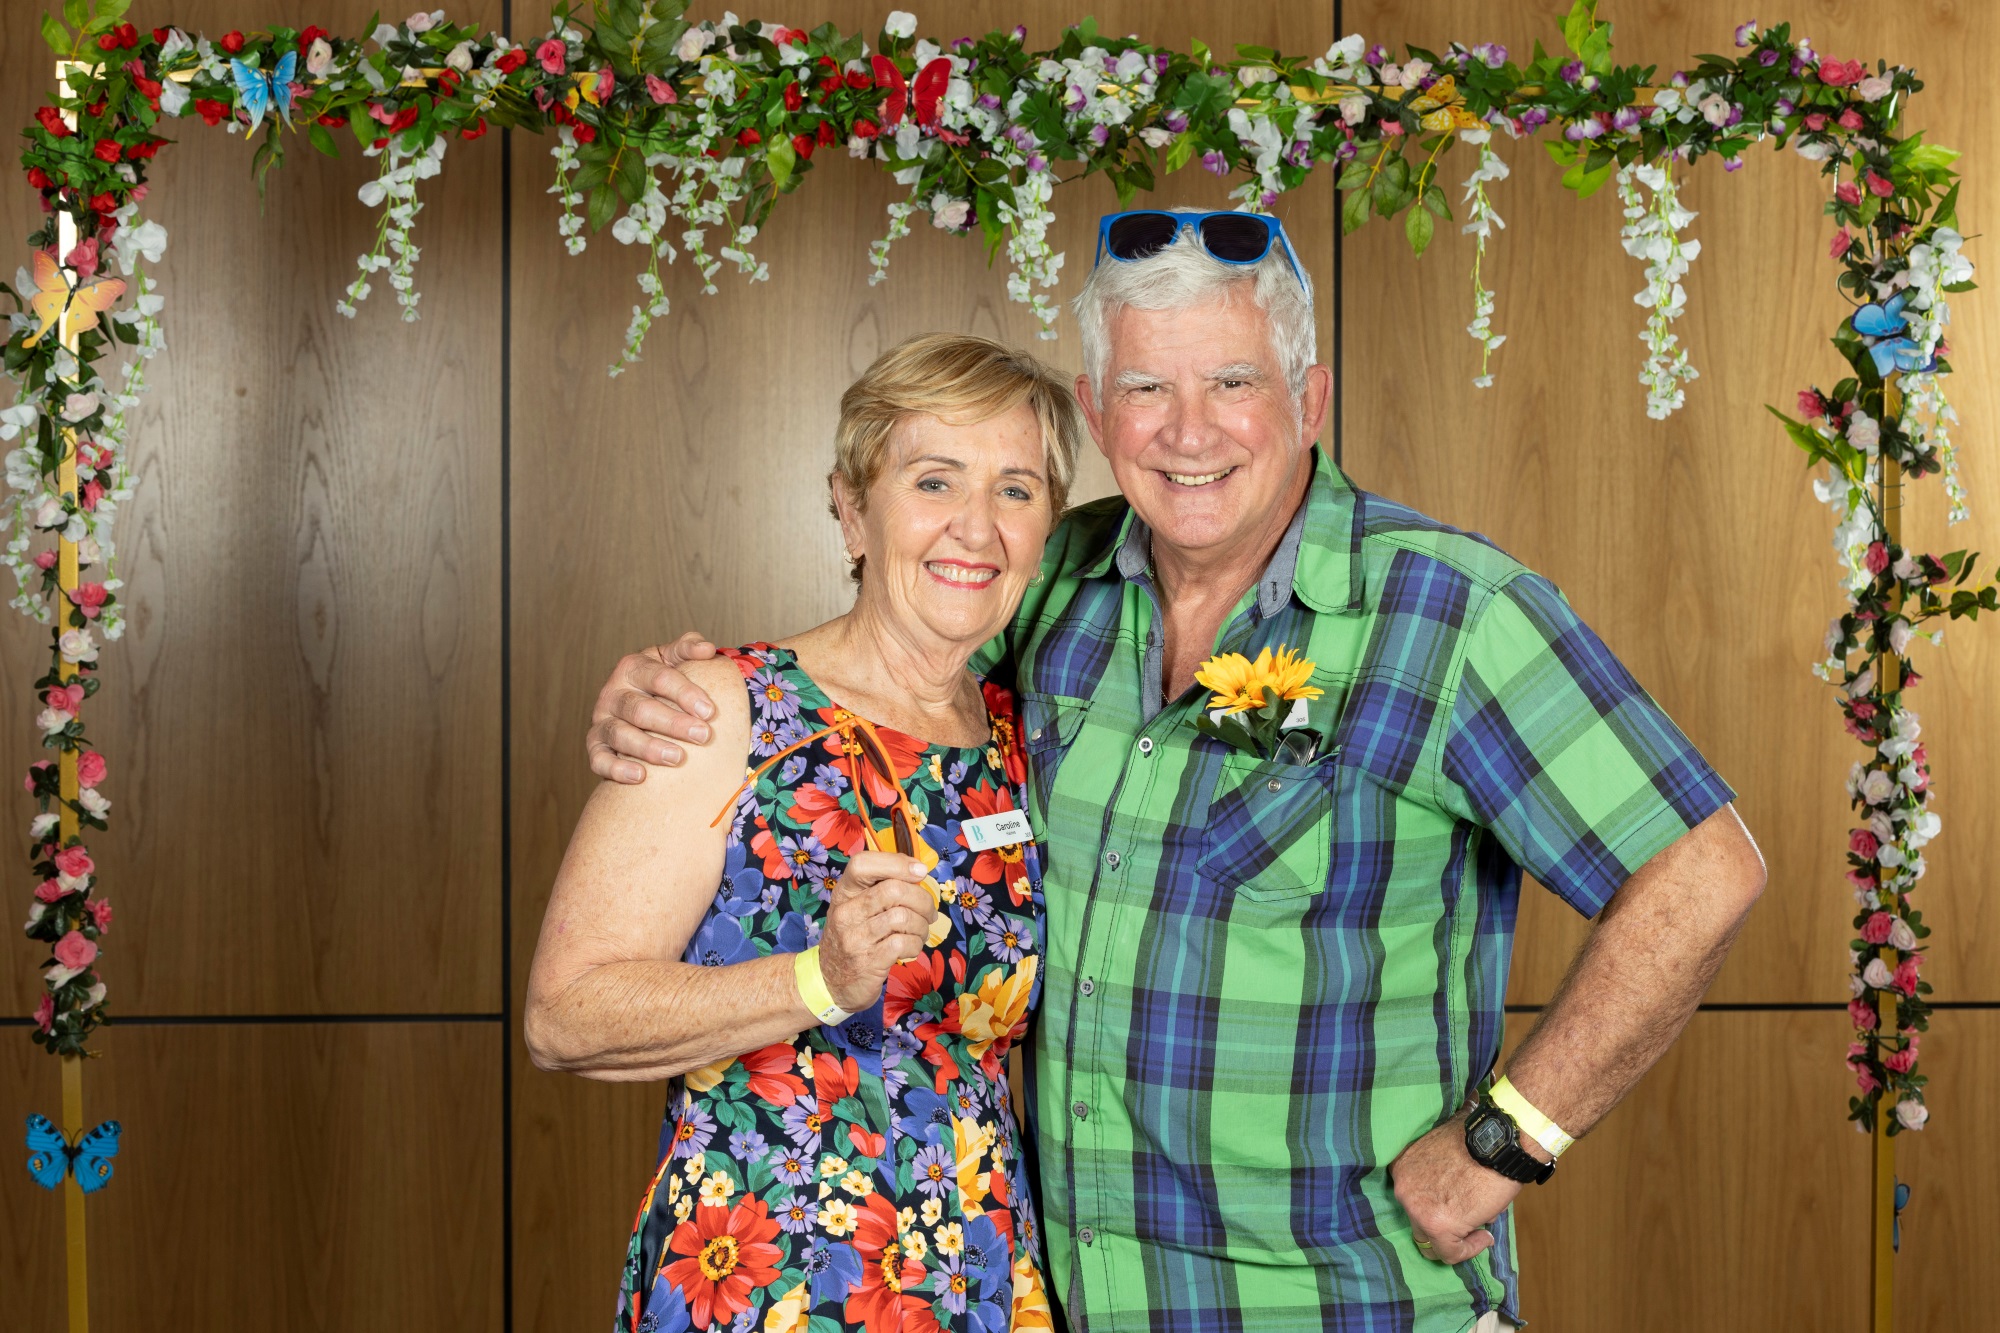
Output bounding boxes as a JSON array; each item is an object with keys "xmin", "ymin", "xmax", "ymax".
[
  {"xmin": 1892, "ymin": 1179, "xmax": 1911, "ymax": 1253},
  {"xmin": 25, "ymin": 1114, "xmax": 121, "ymax": 1194},
  {"xmin": 1852, "ymin": 291, "xmax": 1936, "ymax": 378},
  {"xmin": 230, "ymin": 49, "xmax": 299, "ymax": 135}
]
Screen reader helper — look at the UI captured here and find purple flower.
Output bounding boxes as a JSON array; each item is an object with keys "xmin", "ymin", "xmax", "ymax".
[
  {"xmin": 1519, "ymin": 106, "xmax": 1549, "ymax": 131},
  {"xmin": 751, "ymin": 715, "xmax": 809, "ymax": 758},
  {"xmin": 1723, "ymin": 157, "xmax": 1745, "ymax": 172},
  {"xmin": 748, "ymin": 668, "xmax": 801, "ymax": 720},
  {"xmin": 779, "ymin": 1099, "xmax": 825, "ymax": 1149},
  {"xmin": 770, "ymin": 1146, "xmax": 815, "ymax": 1186},
  {"xmin": 1155, "ymin": 53, "xmax": 1170, "ymax": 74},
  {"xmin": 952, "ymin": 37, "xmax": 973, "ymax": 52},
  {"xmin": 1202, "ymin": 149, "xmax": 1228, "ymax": 175},
  {"xmin": 1364, "ymin": 43, "xmax": 1387, "ymax": 66},
  {"xmin": 777, "ymin": 753, "xmax": 808, "ymax": 785},
  {"xmin": 1090, "ymin": 124, "xmax": 1110, "ymax": 146},
  {"xmin": 1011, "ymin": 25, "xmax": 1026, "ymax": 41},
  {"xmin": 811, "ymin": 762, "xmax": 848, "ymax": 796},
  {"xmin": 912, "ymin": 1141, "xmax": 955, "ymax": 1197},
  {"xmin": 805, "ymin": 1243, "xmax": 862, "ymax": 1307},
  {"xmin": 779, "ymin": 834, "xmax": 829, "ymax": 880},
  {"xmin": 1613, "ymin": 107, "xmax": 1642, "ymax": 132},
  {"xmin": 1559, "ymin": 59, "xmax": 1583, "ymax": 82},
  {"xmin": 977, "ymin": 92, "xmax": 1000, "ymax": 110},
  {"xmin": 1726, "ymin": 104, "xmax": 1743, "ymax": 126},
  {"xmin": 729, "ymin": 1129, "xmax": 769, "ymax": 1162},
  {"xmin": 1064, "ymin": 87, "xmax": 1086, "ymax": 112},
  {"xmin": 1758, "ymin": 48, "xmax": 1779, "ymax": 66},
  {"xmin": 1026, "ymin": 153, "xmax": 1047, "ymax": 172},
  {"xmin": 934, "ymin": 1253, "xmax": 970, "ymax": 1314},
  {"xmin": 1471, "ymin": 42, "xmax": 1507, "ymax": 69},
  {"xmin": 983, "ymin": 916, "xmax": 1035, "ymax": 962},
  {"xmin": 1260, "ymin": 189, "xmax": 1279, "ymax": 209},
  {"xmin": 1162, "ymin": 108, "xmax": 1188, "ymax": 133},
  {"xmin": 1776, "ymin": 96, "xmax": 1796, "ymax": 114},
  {"xmin": 1791, "ymin": 53, "xmax": 1812, "ymax": 76},
  {"xmin": 687, "ymin": 915, "xmax": 757, "ymax": 968},
  {"xmin": 774, "ymin": 1192, "xmax": 819, "ymax": 1234},
  {"xmin": 1286, "ymin": 139, "xmax": 1311, "ymax": 167},
  {"xmin": 1735, "ymin": 21, "xmax": 1758, "ymax": 48},
  {"xmin": 671, "ymin": 1105, "xmax": 716, "ymax": 1159}
]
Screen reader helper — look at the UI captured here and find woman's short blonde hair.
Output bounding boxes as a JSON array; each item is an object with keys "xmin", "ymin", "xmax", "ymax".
[{"xmin": 831, "ymin": 335, "xmax": 1082, "ymax": 581}]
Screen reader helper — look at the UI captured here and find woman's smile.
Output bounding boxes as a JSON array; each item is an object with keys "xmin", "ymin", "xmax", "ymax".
[{"xmin": 924, "ymin": 560, "xmax": 1000, "ymax": 589}]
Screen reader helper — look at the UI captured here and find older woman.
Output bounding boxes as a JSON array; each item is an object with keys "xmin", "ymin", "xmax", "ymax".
[{"xmin": 525, "ymin": 334, "xmax": 1079, "ymax": 1333}]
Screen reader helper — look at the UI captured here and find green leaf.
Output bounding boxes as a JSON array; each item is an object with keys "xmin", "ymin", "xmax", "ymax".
[
  {"xmin": 1341, "ymin": 186, "xmax": 1370, "ymax": 235},
  {"xmin": 1405, "ymin": 205, "xmax": 1434, "ymax": 255},
  {"xmin": 41, "ymin": 12, "xmax": 70, "ymax": 55},
  {"xmin": 586, "ymin": 181, "xmax": 621, "ymax": 232},
  {"xmin": 306, "ymin": 120, "xmax": 340, "ymax": 157},
  {"xmin": 1545, "ymin": 140, "xmax": 1578, "ymax": 167},
  {"xmin": 1573, "ymin": 160, "xmax": 1616, "ymax": 198},
  {"xmin": 765, "ymin": 138, "xmax": 796, "ymax": 190},
  {"xmin": 96, "ymin": 0, "xmax": 131, "ymax": 22},
  {"xmin": 63, "ymin": 0, "xmax": 88, "ymax": 33},
  {"xmin": 1337, "ymin": 159, "xmax": 1372, "ymax": 192},
  {"xmin": 1422, "ymin": 183, "xmax": 1449, "ymax": 219},
  {"xmin": 1579, "ymin": 24, "xmax": 1612, "ymax": 75},
  {"xmin": 1562, "ymin": 0, "xmax": 1597, "ymax": 56},
  {"xmin": 1163, "ymin": 133, "xmax": 1196, "ymax": 174}
]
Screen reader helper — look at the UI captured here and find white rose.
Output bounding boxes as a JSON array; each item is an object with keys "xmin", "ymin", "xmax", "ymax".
[
  {"xmin": 883, "ymin": 10, "xmax": 918, "ymax": 40},
  {"xmin": 677, "ymin": 28, "xmax": 712, "ymax": 61},
  {"xmin": 36, "ymin": 706, "xmax": 70, "ymax": 735},
  {"xmin": 1324, "ymin": 34, "xmax": 1365, "ymax": 69},
  {"xmin": 1888, "ymin": 918, "xmax": 1918, "ymax": 951},
  {"xmin": 82, "ymin": 982, "xmax": 106, "ymax": 1011},
  {"xmin": 1892, "ymin": 554, "xmax": 1921, "ymax": 581},
  {"xmin": 1895, "ymin": 1099, "xmax": 1929, "ymax": 1130},
  {"xmin": 31, "ymin": 495, "xmax": 66, "ymax": 530},
  {"xmin": 1380, "ymin": 63, "xmax": 1403, "ymax": 87},
  {"xmin": 1856, "ymin": 75, "xmax": 1893, "ymax": 103},
  {"xmin": 1862, "ymin": 958, "xmax": 1894, "ymax": 990},
  {"xmin": 62, "ymin": 393, "xmax": 99, "ymax": 422},
  {"xmin": 1860, "ymin": 769, "xmax": 1896, "ymax": 806},
  {"xmin": 1848, "ymin": 973, "xmax": 1866, "ymax": 998},
  {"xmin": 79, "ymin": 787, "xmax": 110, "ymax": 819},
  {"xmin": 1699, "ymin": 94, "xmax": 1731, "ymax": 126},
  {"xmin": 1339, "ymin": 94, "xmax": 1369, "ymax": 126},
  {"xmin": 45, "ymin": 963, "xmax": 80, "ymax": 988},
  {"xmin": 27, "ymin": 902, "xmax": 46, "ymax": 928},
  {"xmin": 1877, "ymin": 844, "xmax": 1904, "ymax": 869},
  {"xmin": 1401, "ymin": 58, "xmax": 1432, "ymax": 85},
  {"xmin": 1795, "ymin": 139, "xmax": 1835, "ymax": 162},
  {"xmin": 29, "ymin": 813, "xmax": 57, "ymax": 840},
  {"xmin": 59, "ymin": 629, "xmax": 98, "ymax": 663},
  {"xmin": 76, "ymin": 536, "xmax": 102, "ymax": 566},
  {"xmin": 405, "ymin": 11, "xmax": 435, "ymax": 33},
  {"xmin": 1888, "ymin": 619, "xmax": 1914, "ymax": 656},
  {"xmin": 1138, "ymin": 127, "xmax": 1175, "ymax": 147},
  {"xmin": 446, "ymin": 41, "xmax": 474, "ymax": 73},
  {"xmin": 1846, "ymin": 410, "xmax": 1880, "ymax": 454},
  {"xmin": 159, "ymin": 78, "xmax": 189, "ymax": 116},
  {"xmin": 931, "ymin": 197, "xmax": 970, "ymax": 230}
]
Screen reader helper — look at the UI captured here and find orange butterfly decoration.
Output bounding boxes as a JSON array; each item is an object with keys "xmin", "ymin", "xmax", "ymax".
[
  {"xmin": 1407, "ymin": 75, "xmax": 1485, "ymax": 133},
  {"xmin": 25, "ymin": 250, "xmax": 125, "ymax": 349}
]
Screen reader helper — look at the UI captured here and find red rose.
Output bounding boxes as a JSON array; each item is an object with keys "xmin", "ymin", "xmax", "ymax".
[
  {"xmin": 195, "ymin": 98, "xmax": 231, "ymax": 127},
  {"xmin": 1848, "ymin": 997, "xmax": 1878, "ymax": 1031},
  {"xmin": 26, "ymin": 167, "xmax": 52, "ymax": 190},
  {"xmin": 437, "ymin": 67, "xmax": 462, "ymax": 93},
  {"xmin": 783, "ymin": 81, "xmax": 803, "ymax": 112},
  {"xmin": 1865, "ymin": 170, "xmax": 1894, "ymax": 198},
  {"xmin": 34, "ymin": 106, "xmax": 71, "ymax": 138},
  {"xmin": 299, "ymin": 25, "xmax": 329, "ymax": 50},
  {"xmin": 572, "ymin": 123, "xmax": 596, "ymax": 144},
  {"xmin": 388, "ymin": 105, "xmax": 419, "ymax": 134},
  {"xmin": 97, "ymin": 33, "xmax": 122, "ymax": 51},
  {"xmin": 1837, "ymin": 107, "xmax": 1863, "ymax": 131},
  {"xmin": 125, "ymin": 138, "xmax": 162, "ymax": 161},
  {"xmin": 818, "ymin": 55, "xmax": 838, "ymax": 71},
  {"xmin": 818, "ymin": 74, "xmax": 843, "ymax": 96},
  {"xmin": 496, "ymin": 47, "xmax": 528, "ymax": 75},
  {"xmin": 1796, "ymin": 389, "xmax": 1824, "ymax": 419},
  {"xmin": 88, "ymin": 192, "xmax": 118, "ymax": 214},
  {"xmin": 372, "ymin": 137, "xmax": 389, "ymax": 149},
  {"xmin": 316, "ymin": 112, "xmax": 347, "ymax": 127},
  {"xmin": 1891, "ymin": 954, "xmax": 1922, "ymax": 996},
  {"xmin": 852, "ymin": 118, "xmax": 879, "ymax": 139},
  {"xmin": 737, "ymin": 127, "xmax": 762, "ymax": 146},
  {"xmin": 221, "ymin": 31, "xmax": 246, "ymax": 54},
  {"xmin": 93, "ymin": 139, "xmax": 122, "ymax": 163},
  {"xmin": 1864, "ymin": 542, "xmax": 1890, "ymax": 575},
  {"xmin": 116, "ymin": 23, "xmax": 138, "ymax": 48},
  {"xmin": 460, "ymin": 117, "xmax": 489, "ymax": 141},
  {"xmin": 791, "ymin": 132, "xmax": 814, "ymax": 159},
  {"xmin": 152, "ymin": 27, "xmax": 171, "ymax": 44},
  {"xmin": 816, "ymin": 119, "xmax": 835, "ymax": 145}
]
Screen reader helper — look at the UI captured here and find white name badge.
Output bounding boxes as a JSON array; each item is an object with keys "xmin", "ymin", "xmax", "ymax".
[{"xmin": 962, "ymin": 808, "xmax": 1031, "ymax": 851}]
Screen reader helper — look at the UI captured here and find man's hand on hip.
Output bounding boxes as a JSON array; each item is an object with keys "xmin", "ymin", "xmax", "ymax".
[
  {"xmin": 1389, "ymin": 1108, "xmax": 1543, "ymax": 1265},
  {"xmin": 585, "ymin": 632, "xmax": 722, "ymax": 782}
]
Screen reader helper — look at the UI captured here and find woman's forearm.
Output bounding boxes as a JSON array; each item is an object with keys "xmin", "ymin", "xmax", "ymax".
[{"xmin": 525, "ymin": 951, "xmax": 816, "ymax": 1081}]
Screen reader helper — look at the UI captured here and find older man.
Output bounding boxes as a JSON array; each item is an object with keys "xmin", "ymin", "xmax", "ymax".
[{"xmin": 585, "ymin": 210, "xmax": 1765, "ymax": 1333}]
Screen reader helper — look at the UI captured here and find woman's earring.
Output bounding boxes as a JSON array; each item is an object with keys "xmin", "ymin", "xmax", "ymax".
[{"xmin": 1028, "ymin": 570, "xmax": 1045, "ymax": 586}]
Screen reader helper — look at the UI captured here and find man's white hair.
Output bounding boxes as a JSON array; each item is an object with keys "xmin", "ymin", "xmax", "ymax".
[{"xmin": 1073, "ymin": 208, "xmax": 1317, "ymax": 402}]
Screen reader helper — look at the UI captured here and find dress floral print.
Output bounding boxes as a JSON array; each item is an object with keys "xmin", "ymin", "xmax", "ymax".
[{"xmin": 618, "ymin": 645, "xmax": 1051, "ymax": 1333}]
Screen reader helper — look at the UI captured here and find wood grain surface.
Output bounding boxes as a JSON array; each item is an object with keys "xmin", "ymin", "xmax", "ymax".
[
  {"xmin": 0, "ymin": 1020, "xmax": 502, "ymax": 1330},
  {"xmin": 1343, "ymin": 0, "xmax": 1999, "ymax": 1006},
  {"xmin": 0, "ymin": 0, "xmax": 506, "ymax": 1017}
]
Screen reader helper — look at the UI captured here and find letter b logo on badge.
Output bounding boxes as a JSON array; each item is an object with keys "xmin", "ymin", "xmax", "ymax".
[{"xmin": 962, "ymin": 809, "xmax": 1030, "ymax": 851}]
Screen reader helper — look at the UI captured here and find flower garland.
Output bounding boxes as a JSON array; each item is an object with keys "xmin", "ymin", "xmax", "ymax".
[{"xmin": 6, "ymin": 4, "xmax": 1993, "ymax": 1142}]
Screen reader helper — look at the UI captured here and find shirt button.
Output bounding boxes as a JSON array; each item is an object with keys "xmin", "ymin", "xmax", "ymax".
[
  {"xmin": 1078, "ymin": 1226, "xmax": 1096, "ymax": 1246},
  {"xmin": 1267, "ymin": 778, "xmax": 1283, "ymax": 792},
  {"xmin": 1104, "ymin": 850, "xmax": 1120, "ymax": 869},
  {"xmin": 1078, "ymin": 978, "xmax": 1095, "ymax": 997},
  {"xmin": 1030, "ymin": 727, "xmax": 1043, "ymax": 741},
  {"xmin": 1137, "ymin": 737, "xmax": 1154, "ymax": 756},
  {"xmin": 1072, "ymin": 1100, "xmax": 1089, "ymax": 1120}
]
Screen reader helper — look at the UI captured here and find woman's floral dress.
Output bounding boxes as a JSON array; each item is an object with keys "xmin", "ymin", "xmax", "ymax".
[{"xmin": 618, "ymin": 644, "xmax": 1052, "ymax": 1333}]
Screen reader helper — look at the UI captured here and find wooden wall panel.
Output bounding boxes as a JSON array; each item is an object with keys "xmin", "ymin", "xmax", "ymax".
[
  {"xmin": 1504, "ymin": 1008, "xmax": 1998, "ymax": 1332},
  {"xmin": 506, "ymin": 5, "xmax": 1333, "ymax": 1328},
  {"xmin": 0, "ymin": 1020, "xmax": 502, "ymax": 1330},
  {"xmin": 1343, "ymin": 1, "xmax": 2000, "ymax": 1005},
  {"xmin": 0, "ymin": 0, "xmax": 505, "ymax": 1016}
]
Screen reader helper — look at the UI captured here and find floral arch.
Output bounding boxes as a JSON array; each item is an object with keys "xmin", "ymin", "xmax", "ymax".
[{"xmin": 9, "ymin": 2, "xmax": 1992, "ymax": 1329}]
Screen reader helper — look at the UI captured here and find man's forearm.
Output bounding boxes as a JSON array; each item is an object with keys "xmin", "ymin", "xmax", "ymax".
[{"xmin": 1504, "ymin": 805, "xmax": 1766, "ymax": 1141}]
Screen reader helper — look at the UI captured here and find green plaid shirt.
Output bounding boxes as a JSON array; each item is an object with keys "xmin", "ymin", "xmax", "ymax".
[{"xmin": 983, "ymin": 449, "xmax": 1733, "ymax": 1332}]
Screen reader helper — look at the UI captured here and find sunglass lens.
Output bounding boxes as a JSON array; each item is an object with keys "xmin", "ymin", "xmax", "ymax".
[
  {"xmin": 1106, "ymin": 213, "xmax": 1181, "ymax": 261},
  {"xmin": 1200, "ymin": 215, "xmax": 1275, "ymax": 263}
]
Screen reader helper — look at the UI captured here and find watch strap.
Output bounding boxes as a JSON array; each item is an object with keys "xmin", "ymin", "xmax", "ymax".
[
  {"xmin": 1490, "ymin": 1075, "xmax": 1574, "ymax": 1159},
  {"xmin": 793, "ymin": 947, "xmax": 853, "ymax": 1026},
  {"xmin": 1464, "ymin": 1099, "xmax": 1555, "ymax": 1185}
]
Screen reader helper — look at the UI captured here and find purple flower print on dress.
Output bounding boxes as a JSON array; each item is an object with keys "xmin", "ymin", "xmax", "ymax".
[
  {"xmin": 748, "ymin": 667, "xmax": 802, "ymax": 720},
  {"xmin": 912, "ymin": 1141, "xmax": 955, "ymax": 1197},
  {"xmin": 774, "ymin": 1192, "xmax": 819, "ymax": 1234},
  {"xmin": 812, "ymin": 762, "xmax": 848, "ymax": 795},
  {"xmin": 982, "ymin": 916, "xmax": 1035, "ymax": 963},
  {"xmin": 778, "ymin": 833, "xmax": 829, "ymax": 882},
  {"xmin": 805, "ymin": 1242, "xmax": 863, "ymax": 1305},
  {"xmin": 934, "ymin": 1253, "xmax": 971, "ymax": 1315},
  {"xmin": 687, "ymin": 915, "xmax": 757, "ymax": 967},
  {"xmin": 777, "ymin": 752, "xmax": 808, "ymax": 785},
  {"xmin": 780, "ymin": 1098, "xmax": 825, "ymax": 1149},
  {"xmin": 728, "ymin": 1129, "xmax": 768, "ymax": 1162},
  {"xmin": 769, "ymin": 1145, "xmax": 815, "ymax": 1187},
  {"xmin": 671, "ymin": 1104, "xmax": 716, "ymax": 1158}
]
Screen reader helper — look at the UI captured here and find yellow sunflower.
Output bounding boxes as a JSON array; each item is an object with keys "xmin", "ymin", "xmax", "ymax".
[{"xmin": 1194, "ymin": 645, "xmax": 1325, "ymax": 715}]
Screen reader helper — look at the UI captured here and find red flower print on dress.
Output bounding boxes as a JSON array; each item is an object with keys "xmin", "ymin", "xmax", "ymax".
[
  {"xmin": 787, "ymin": 782, "xmax": 865, "ymax": 857},
  {"xmin": 845, "ymin": 1194, "xmax": 929, "ymax": 1333},
  {"xmin": 882, "ymin": 950, "xmax": 945, "ymax": 1026},
  {"xmin": 662, "ymin": 1196, "xmax": 783, "ymax": 1330},
  {"xmin": 960, "ymin": 782, "xmax": 1030, "ymax": 902},
  {"xmin": 749, "ymin": 824, "xmax": 796, "ymax": 880},
  {"xmin": 738, "ymin": 1043, "xmax": 808, "ymax": 1106}
]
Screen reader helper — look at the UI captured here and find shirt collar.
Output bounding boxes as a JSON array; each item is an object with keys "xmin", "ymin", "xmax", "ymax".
[{"xmin": 1078, "ymin": 447, "xmax": 1365, "ymax": 616}]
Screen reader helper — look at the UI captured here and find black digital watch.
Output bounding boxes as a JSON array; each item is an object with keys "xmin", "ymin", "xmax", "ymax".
[{"xmin": 1464, "ymin": 1096, "xmax": 1556, "ymax": 1185}]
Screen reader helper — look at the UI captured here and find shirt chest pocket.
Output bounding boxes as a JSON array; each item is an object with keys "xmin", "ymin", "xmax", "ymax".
[
  {"xmin": 1197, "ymin": 749, "xmax": 1338, "ymax": 901},
  {"xmin": 1018, "ymin": 691, "xmax": 1090, "ymax": 821}
]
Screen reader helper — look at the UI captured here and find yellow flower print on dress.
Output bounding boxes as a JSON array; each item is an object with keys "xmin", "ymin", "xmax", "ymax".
[{"xmin": 957, "ymin": 955, "xmax": 1039, "ymax": 1064}]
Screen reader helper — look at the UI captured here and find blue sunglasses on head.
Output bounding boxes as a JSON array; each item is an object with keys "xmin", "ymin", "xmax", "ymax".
[{"xmin": 1093, "ymin": 210, "xmax": 1307, "ymax": 290}]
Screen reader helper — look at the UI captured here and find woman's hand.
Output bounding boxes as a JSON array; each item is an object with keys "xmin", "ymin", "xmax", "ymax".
[{"xmin": 819, "ymin": 851, "xmax": 938, "ymax": 1013}]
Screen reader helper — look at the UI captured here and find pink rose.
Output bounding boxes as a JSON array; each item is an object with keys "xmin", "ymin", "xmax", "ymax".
[
  {"xmin": 1866, "ymin": 171, "xmax": 1894, "ymax": 198},
  {"xmin": 33, "ymin": 991, "xmax": 54, "ymax": 1034},
  {"xmin": 1883, "ymin": 1036, "xmax": 1919, "ymax": 1074},
  {"xmin": 52, "ymin": 930, "xmax": 97, "ymax": 971},
  {"xmin": 1849, "ymin": 997, "xmax": 1878, "ymax": 1030},
  {"xmin": 1818, "ymin": 58, "xmax": 1864, "ymax": 88},
  {"xmin": 595, "ymin": 66, "xmax": 616, "ymax": 102},
  {"xmin": 34, "ymin": 878, "xmax": 66, "ymax": 903},
  {"xmin": 52, "ymin": 845, "xmax": 94, "ymax": 879},
  {"xmin": 1803, "ymin": 112, "xmax": 1827, "ymax": 132},
  {"xmin": 1859, "ymin": 911, "xmax": 1893, "ymax": 943},
  {"xmin": 1836, "ymin": 108, "xmax": 1863, "ymax": 131},
  {"xmin": 70, "ymin": 583, "xmax": 108, "ymax": 618},
  {"xmin": 1835, "ymin": 180, "xmax": 1861, "ymax": 206},
  {"xmin": 536, "ymin": 38, "xmax": 567, "ymax": 75},
  {"xmin": 1854, "ymin": 1064, "xmax": 1880, "ymax": 1095},
  {"xmin": 33, "ymin": 549, "xmax": 56, "ymax": 570},
  {"xmin": 87, "ymin": 898, "xmax": 111, "ymax": 932},
  {"xmin": 1851, "ymin": 700, "xmax": 1877, "ymax": 721},
  {"xmin": 1865, "ymin": 542, "xmax": 1890, "ymax": 574},
  {"xmin": 645, "ymin": 73, "xmax": 678, "ymax": 104},
  {"xmin": 24, "ymin": 760, "xmax": 52, "ymax": 793},
  {"xmin": 1849, "ymin": 830, "xmax": 1880, "ymax": 861},
  {"xmin": 76, "ymin": 751, "xmax": 106, "ymax": 788},
  {"xmin": 1796, "ymin": 389, "xmax": 1825, "ymax": 418},
  {"xmin": 1892, "ymin": 954, "xmax": 1922, "ymax": 996},
  {"xmin": 1829, "ymin": 228, "xmax": 1852, "ymax": 259}
]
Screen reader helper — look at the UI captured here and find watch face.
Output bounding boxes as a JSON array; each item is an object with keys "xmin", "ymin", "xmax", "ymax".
[{"xmin": 1470, "ymin": 1115, "xmax": 1507, "ymax": 1158}]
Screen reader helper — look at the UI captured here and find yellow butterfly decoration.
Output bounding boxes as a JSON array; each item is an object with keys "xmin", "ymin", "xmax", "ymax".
[
  {"xmin": 1406, "ymin": 75, "xmax": 1485, "ymax": 133},
  {"xmin": 25, "ymin": 250, "xmax": 125, "ymax": 349}
]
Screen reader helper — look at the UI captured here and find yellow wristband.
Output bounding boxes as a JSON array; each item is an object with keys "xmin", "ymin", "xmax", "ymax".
[
  {"xmin": 1491, "ymin": 1076, "xmax": 1573, "ymax": 1159},
  {"xmin": 793, "ymin": 947, "xmax": 852, "ymax": 1026}
]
